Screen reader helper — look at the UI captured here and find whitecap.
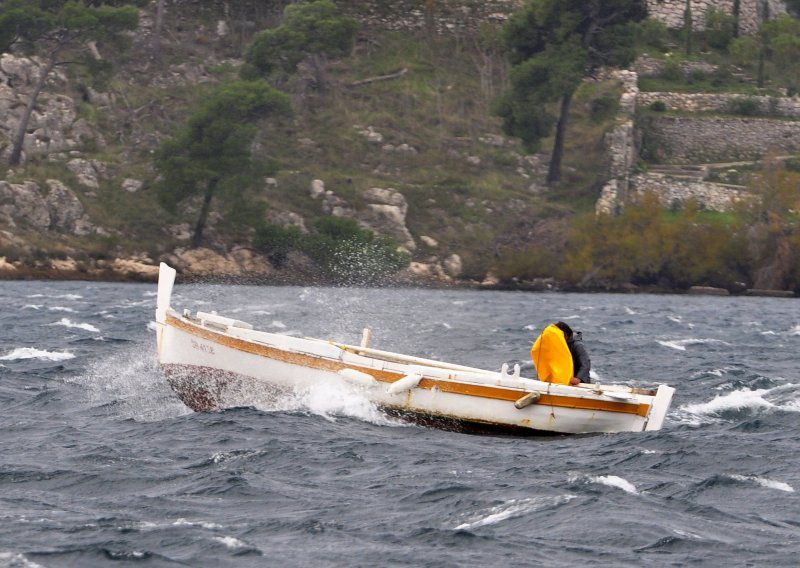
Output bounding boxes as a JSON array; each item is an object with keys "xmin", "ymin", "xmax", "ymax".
[
  {"xmin": 22, "ymin": 304, "xmax": 42, "ymax": 310},
  {"xmin": 48, "ymin": 306, "xmax": 76, "ymax": 313},
  {"xmin": 657, "ymin": 338, "xmax": 730, "ymax": 351},
  {"xmin": 270, "ymin": 320, "xmax": 287, "ymax": 329},
  {"xmin": 589, "ymin": 474, "xmax": 638, "ymax": 494},
  {"xmin": 523, "ymin": 324, "xmax": 536, "ymax": 331},
  {"xmin": 681, "ymin": 388, "xmax": 774, "ymax": 417},
  {"xmin": 213, "ymin": 536, "xmax": 249, "ymax": 550},
  {"xmin": 56, "ymin": 294, "xmax": 82, "ymax": 300},
  {"xmin": 760, "ymin": 330, "xmax": 777, "ymax": 336},
  {"xmin": 624, "ymin": 307, "xmax": 637, "ymax": 315},
  {"xmin": 173, "ymin": 518, "xmax": 223, "ymax": 529},
  {"xmin": 667, "ymin": 315, "xmax": 682, "ymax": 323},
  {"xmin": 0, "ymin": 552, "xmax": 45, "ymax": 568},
  {"xmin": 49, "ymin": 318, "xmax": 99, "ymax": 333},
  {"xmin": 147, "ymin": 321, "xmax": 157, "ymax": 331},
  {"xmin": 26, "ymin": 294, "xmax": 45, "ymax": 298},
  {"xmin": 453, "ymin": 495, "xmax": 576, "ymax": 531},
  {"xmin": 0, "ymin": 348, "xmax": 75, "ymax": 361},
  {"xmin": 729, "ymin": 474, "xmax": 794, "ymax": 493},
  {"xmin": 789, "ymin": 325, "xmax": 800, "ymax": 336},
  {"xmin": 143, "ymin": 291, "xmax": 157, "ymax": 297},
  {"xmin": 441, "ymin": 322, "xmax": 452, "ymax": 329}
]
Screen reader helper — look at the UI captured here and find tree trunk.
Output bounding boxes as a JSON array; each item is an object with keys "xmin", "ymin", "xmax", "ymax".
[
  {"xmin": 547, "ymin": 91, "xmax": 573, "ymax": 185},
  {"xmin": 684, "ymin": 0, "xmax": 693, "ymax": 56},
  {"xmin": 152, "ymin": 0, "xmax": 165, "ymax": 55},
  {"xmin": 9, "ymin": 54, "xmax": 57, "ymax": 166},
  {"xmin": 191, "ymin": 180, "xmax": 217, "ymax": 248}
]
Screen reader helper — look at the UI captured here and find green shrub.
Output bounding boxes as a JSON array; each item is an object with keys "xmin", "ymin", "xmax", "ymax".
[
  {"xmin": 728, "ymin": 97, "xmax": 761, "ymax": 116},
  {"xmin": 589, "ymin": 94, "xmax": 619, "ymax": 122},
  {"xmin": 649, "ymin": 100, "xmax": 667, "ymax": 112}
]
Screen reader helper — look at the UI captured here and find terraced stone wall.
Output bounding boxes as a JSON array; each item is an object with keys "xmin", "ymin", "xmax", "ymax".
[{"xmin": 643, "ymin": 116, "xmax": 800, "ymax": 163}]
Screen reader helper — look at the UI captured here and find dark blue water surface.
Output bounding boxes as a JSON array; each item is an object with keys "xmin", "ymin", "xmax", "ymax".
[{"xmin": 2, "ymin": 280, "xmax": 799, "ymax": 567}]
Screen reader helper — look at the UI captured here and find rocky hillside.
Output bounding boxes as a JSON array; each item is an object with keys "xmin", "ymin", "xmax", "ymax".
[
  {"xmin": 1, "ymin": 1, "xmax": 797, "ymax": 288},
  {"xmin": 0, "ymin": 1, "xmax": 615, "ymax": 285}
]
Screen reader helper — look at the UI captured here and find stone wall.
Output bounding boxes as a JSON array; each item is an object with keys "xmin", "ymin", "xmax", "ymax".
[
  {"xmin": 171, "ymin": 0, "xmax": 524, "ymax": 33},
  {"xmin": 629, "ymin": 173, "xmax": 745, "ymax": 210},
  {"xmin": 644, "ymin": 116, "xmax": 800, "ymax": 163},
  {"xmin": 644, "ymin": 0, "xmax": 788, "ymax": 34},
  {"xmin": 638, "ymin": 92, "xmax": 800, "ymax": 117}
]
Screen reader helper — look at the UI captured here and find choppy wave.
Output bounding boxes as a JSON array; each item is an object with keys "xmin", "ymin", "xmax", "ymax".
[
  {"xmin": 657, "ymin": 338, "xmax": 730, "ymax": 351},
  {"xmin": 728, "ymin": 474, "xmax": 794, "ymax": 493},
  {"xmin": 49, "ymin": 318, "xmax": 99, "ymax": 333},
  {"xmin": 0, "ymin": 347, "xmax": 75, "ymax": 361},
  {"xmin": 453, "ymin": 495, "xmax": 576, "ymax": 530},
  {"xmin": 589, "ymin": 475, "xmax": 638, "ymax": 494}
]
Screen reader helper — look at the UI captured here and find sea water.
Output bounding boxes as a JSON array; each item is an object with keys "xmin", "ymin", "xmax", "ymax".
[{"xmin": 1, "ymin": 281, "xmax": 799, "ymax": 567}]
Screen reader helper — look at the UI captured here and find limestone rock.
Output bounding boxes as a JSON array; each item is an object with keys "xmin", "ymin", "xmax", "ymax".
[
  {"xmin": 50, "ymin": 257, "xmax": 78, "ymax": 272},
  {"xmin": 173, "ymin": 248, "xmax": 240, "ymax": 275},
  {"xmin": 111, "ymin": 258, "xmax": 160, "ymax": 280},
  {"xmin": 309, "ymin": 179, "xmax": 325, "ymax": 199},
  {"xmin": 172, "ymin": 247, "xmax": 272, "ymax": 277},
  {"xmin": 0, "ymin": 256, "xmax": 17, "ymax": 272},
  {"xmin": 481, "ymin": 272, "xmax": 500, "ymax": 287},
  {"xmin": 359, "ymin": 187, "xmax": 416, "ymax": 251},
  {"xmin": 45, "ymin": 179, "xmax": 84, "ymax": 232},
  {"xmin": 265, "ymin": 209, "xmax": 308, "ymax": 233},
  {"xmin": 66, "ymin": 159, "xmax": 105, "ymax": 188},
  {"xmin": 443, "ymin": 253, "xmax": 463, "ymax": 278},
  {"xmin": 420, "ymin": 235, "xmax": 438, "ymax": 248},
  {"xmin": 121, "ymin": 178, "xmax": 143, "ymax": 192},
  {"xmin": 229, "ymin": 247, "xmax": 272, "ymax": 274},
  {"xmin": 0, "ymin": 181, "xmax": 49, "ymax": 229}
]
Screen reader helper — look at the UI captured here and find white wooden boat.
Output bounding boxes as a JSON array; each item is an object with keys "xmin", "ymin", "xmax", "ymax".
[{"xmin": 155, "ymin": 263, "xmax": 674, "ymax": 435}]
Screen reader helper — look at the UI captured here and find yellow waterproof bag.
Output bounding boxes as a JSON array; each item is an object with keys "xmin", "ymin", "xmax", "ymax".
[{"xmin": 531, "ymin": 324, "xmax": 572, "ymax": 385}]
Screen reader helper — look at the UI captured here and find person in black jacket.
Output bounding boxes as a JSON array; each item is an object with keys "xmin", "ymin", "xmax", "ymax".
[{"xmin": 554, "ymin": 321, "xmax": 591, "ymax": 385}]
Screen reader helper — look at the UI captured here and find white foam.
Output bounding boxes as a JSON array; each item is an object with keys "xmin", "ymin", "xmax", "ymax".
[
  {"xmin": 213, "ymin": 536, "xmax": 248, "ymax": 550},
  {"xmin": 288, "ymin": 381, "xmax": 400, "ymax": 427},
  {"xmin": 56, "ymin": 294, "xmax": 82, "ymax": 300},
  {"xmin": 681, "ymin": 388, "xmax": 774, "ymax": 417},
  {"xmin": 0, "ymin": 552, "xmax": 45, "ymax": 568},
  {"xmin": 0, "ymin": 348, "xmax": 75, "ymax": 361},
  {"xmin": 589, "ymin": 475, "xmax": 638, "ymax": 494},
  {"xmin": 173, "ymin": 518, "xmax": 223, "ymax": 529},
  {"xmin": 49, "ymin": 306, "xmax": 76, "ymax": 312},
  {"xmin": 453, "ymin": 495, "xmax": 576, "ymax": 530},
  {"xmin": 270, "ymin": 320, "xmax": 287, "ymax": 329},
  {"xmin": 667, "ymin": 315, "xmax": 682, "ymax": 323},
  {"xmin": 657, "ymin": 338, "xmax": 730, "ymax": 351},
  {"xmin": 790, "ymin": 325, "xmax": 800, "ymax": 336},
  {"xmin": 147, "ymin": 321, "xmax": 157, "ymax": 331},
  {"xmin": 68, "ymin": 345, "xmax": 190, "ymax": 422},
  {"xmin": 523, "ymin": 324, "xmax": 536, "ymax": 331},
  {"xmin": 441, "ymin": 322, "xmax": 452, "ymax": 329},
  {"xmin": 624, "ymin": 307, "xmax": 637, "ymax": 315},
  {"xmin": 22, "ymin": 304, "xmax": 42, "ymax": 310},
  {"xmin": 26, "ymin": 294, "xmax": 45, "ymax": 298},
  {"xmin": 49, "ymin": 318, "xmax": 99, "ymax": 332},
  {"xmin": 729, "ymin": 474, "xmax": 794, "ymax": 493}
]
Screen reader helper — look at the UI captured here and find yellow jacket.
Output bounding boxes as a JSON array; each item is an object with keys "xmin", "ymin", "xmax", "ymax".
[{"xmin": 531, "ymin": 324, "xmax": 572, "ymax": 385}]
